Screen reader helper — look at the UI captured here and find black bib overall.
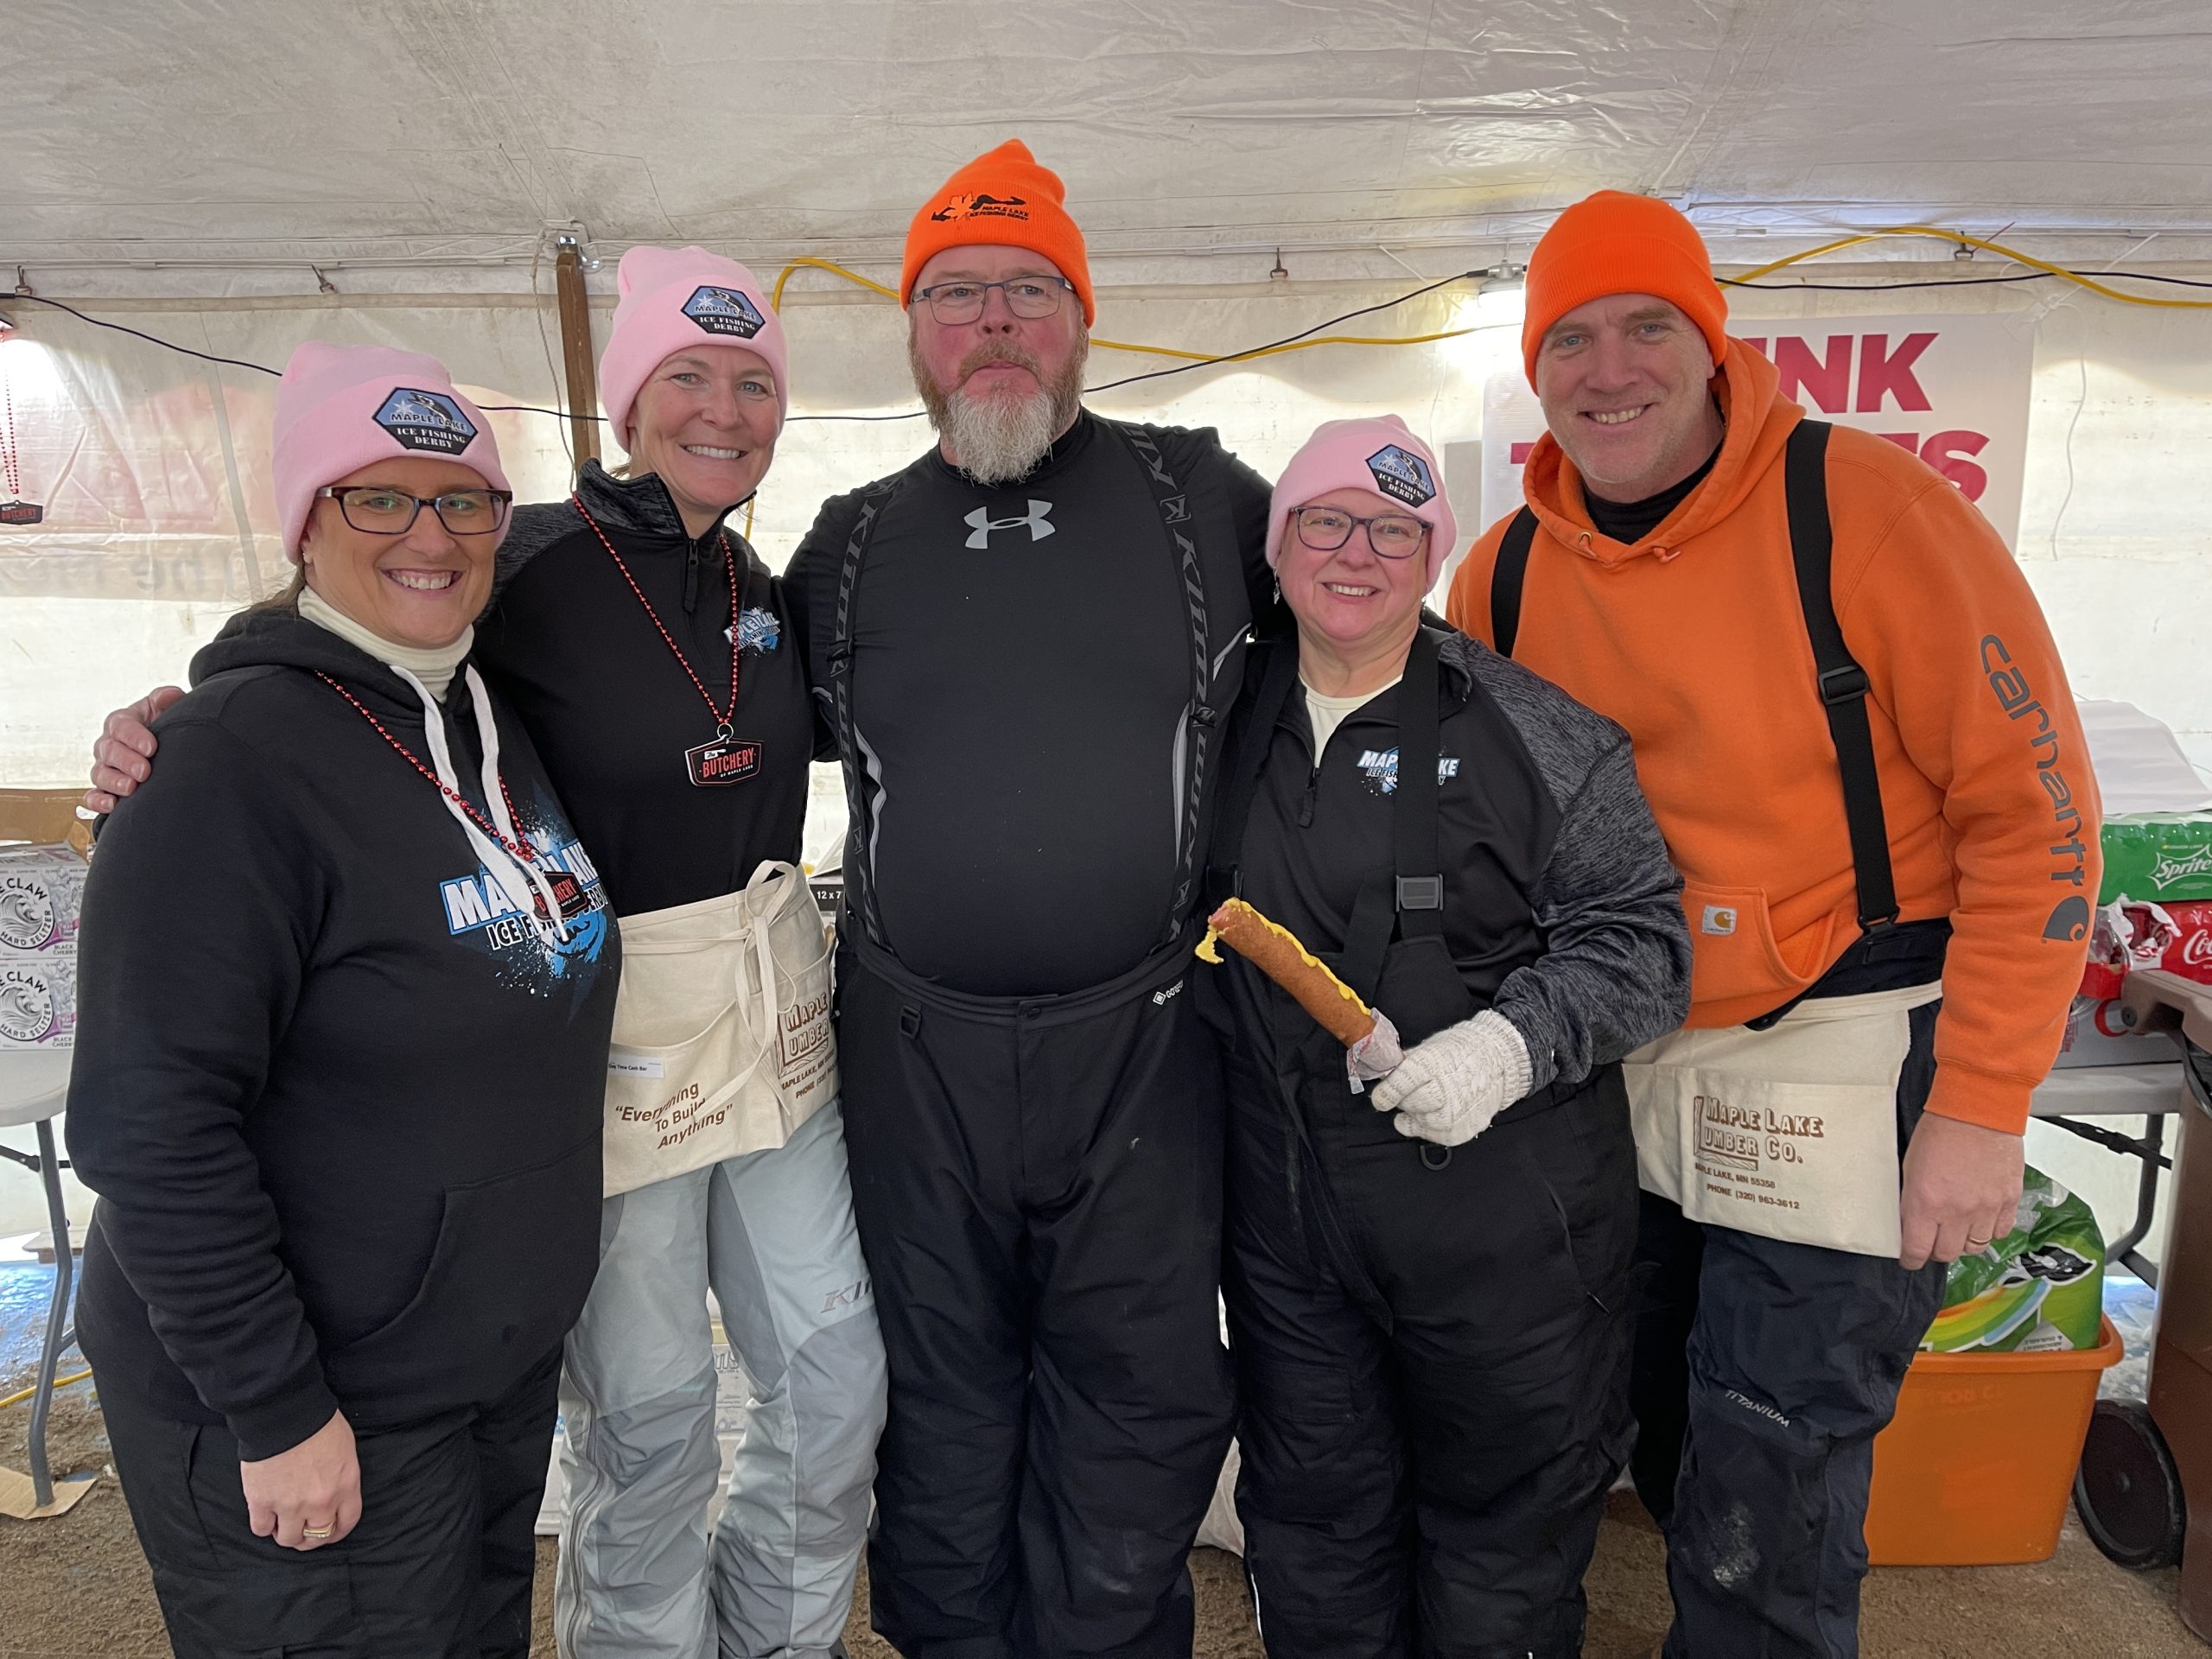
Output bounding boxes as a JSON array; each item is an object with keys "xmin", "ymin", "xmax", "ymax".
[{"xmin": 1209, "ymin": 629, "xmax": 1638, "ymax": 1659}]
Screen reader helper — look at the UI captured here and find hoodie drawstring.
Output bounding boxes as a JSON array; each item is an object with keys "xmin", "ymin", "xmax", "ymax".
[{"xmin": 395, "ymin": 664, "xmax": 572, "ymax": 945}]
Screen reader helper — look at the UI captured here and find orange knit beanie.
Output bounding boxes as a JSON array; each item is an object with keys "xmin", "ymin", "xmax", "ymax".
[
  {"xmin": 1521, "ymin": 190, "xmax": 1728, "ymax": 383},
  {"xmin": 902, "ymin": 140, "xmax": 1095, "ymax": 326}
]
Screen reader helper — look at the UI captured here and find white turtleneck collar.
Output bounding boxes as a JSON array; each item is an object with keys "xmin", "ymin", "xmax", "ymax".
[{"xmin": 298, "ymin": 583, "xmax": 473, "ymax": 701}]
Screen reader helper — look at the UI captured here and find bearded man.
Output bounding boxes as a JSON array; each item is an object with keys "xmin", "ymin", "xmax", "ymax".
[{"xmin": 785, "ymin": 141, "xmax": 1275, "ymax": 1659}]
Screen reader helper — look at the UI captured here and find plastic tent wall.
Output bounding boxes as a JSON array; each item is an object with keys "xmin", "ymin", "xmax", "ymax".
[{"xmin": 4, "ymin": 0, "xmax": 2212, "ymax": 791}]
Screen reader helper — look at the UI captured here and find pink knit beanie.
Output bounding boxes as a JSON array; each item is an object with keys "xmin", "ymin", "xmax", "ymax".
[
  {"xmin": 272, "ymin": 341, "xmax": 510, "ymax": 561},
  {"xmin": 599, "ymin": 245, "xmax": 790, "ymax": 447},
  {"xmin": 1266, "ymin": 416, "xmax": 1457, "ymax": 587}
]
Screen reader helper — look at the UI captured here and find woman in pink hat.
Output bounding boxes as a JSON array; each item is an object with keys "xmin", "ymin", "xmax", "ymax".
[
  {"xmin": 69, "ymin": 341, "xmax": 621, "ymax": 1658},
  {"xmin": 86, "ymin": 251, "xmax": 886, "ymax": 1659},
  {"xmin": 1199, "ymin": 416, "xmax": 1690, "ymax": 1656}
]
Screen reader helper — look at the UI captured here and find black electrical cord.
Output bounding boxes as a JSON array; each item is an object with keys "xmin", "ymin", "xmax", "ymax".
[
  {"xmin": 1079, "ymin": 268, "xmax": 1484, "ymax": 394},
  {"xmin": 1725, "ymin": 269, "xmax": 2212, "ymax": 292},
  {"xmin": 6, "ymin": 293, "xmax": 282, "ymax": 376},
  {"xmin": 10, "ymin": 261, "xmax": 2211, "ymax": 428},
  {"xmin": 3, "ymin": 294, "xmax": 588, "ymax": 418},
  {"xmin": 5, "ymin": 273, "xmax": 1491, "ymax": 418}
]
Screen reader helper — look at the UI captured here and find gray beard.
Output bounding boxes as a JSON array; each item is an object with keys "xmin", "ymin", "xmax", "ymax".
[
  {"xmin": 912, "ymin": 332, "xmax": 1090, "ymax": 486},
  {"xmin": 936, "ymin": 387, "xmax": 1063, "ymax": 486}
]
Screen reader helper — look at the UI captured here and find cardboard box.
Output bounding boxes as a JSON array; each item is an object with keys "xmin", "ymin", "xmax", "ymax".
[
  {"xmin": 0, "ymin": 948, "xmax": 76, "ymax": 1050},
  {"xmin": 0, "ymin": 845, "xmax": 89, "ymax": 954}
]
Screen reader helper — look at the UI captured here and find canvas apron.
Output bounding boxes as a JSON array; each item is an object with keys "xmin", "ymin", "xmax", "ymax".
[
  {"xmin": 1624, "ymin": 980, "xmax": 1940, "ymax": 1258},
  {"xmin": 599, "ymin": 860, "xmax": 837, "ymax": 1198}
]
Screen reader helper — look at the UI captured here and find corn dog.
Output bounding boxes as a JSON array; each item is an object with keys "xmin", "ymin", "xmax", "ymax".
[{"xmin": 1197, "ymin": 898, "xmax": 1375, "ymax": 1046}]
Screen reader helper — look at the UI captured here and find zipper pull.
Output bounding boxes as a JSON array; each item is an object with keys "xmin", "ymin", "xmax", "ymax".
[
  {"xmin": 683, "ymin": 542, "xmax": 701, "ymax": 613},
  {"xmin": 1297, "ymin": 768, "xmax": 1319, "ymax": 828}
]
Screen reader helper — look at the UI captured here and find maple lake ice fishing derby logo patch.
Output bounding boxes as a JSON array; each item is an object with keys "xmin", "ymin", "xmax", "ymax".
[
  {"xmin": 726, "ymin": 607, "xmax": 782, "ymax": 653},
  {"xmin": 683, "ymin": 285, "xmax": 767, "ymax": 339},
  {"xmin": 373, "ymin": 388, "xmax": 477, "ymax": 454},
  {"xmin": 1357, "ymin": 747, "xmax": 1460, "ymax": 796},
  {"xmin": 1365, "ymin": 444, "xmax": 1436, "ymax": 508}
]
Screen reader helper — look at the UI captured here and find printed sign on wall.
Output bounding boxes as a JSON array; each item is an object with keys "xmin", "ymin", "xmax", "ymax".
[{"xmin": 1480, "ymin": 314, "xmax": 2035, "ymax": 549}]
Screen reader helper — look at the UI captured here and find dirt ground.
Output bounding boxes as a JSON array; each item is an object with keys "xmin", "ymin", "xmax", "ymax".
[{"xmin": 0, "ymin": 1371, "xmax": 2201, "ymax": 1659}]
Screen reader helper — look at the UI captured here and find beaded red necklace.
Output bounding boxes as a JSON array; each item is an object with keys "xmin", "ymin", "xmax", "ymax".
[
  {"xmin": 315, "ymin": 671, "xmax": 538, "ymax": 865},
  {"xmin": 569, "ymin": 493, "xmax": 761, "ymax": 786}
]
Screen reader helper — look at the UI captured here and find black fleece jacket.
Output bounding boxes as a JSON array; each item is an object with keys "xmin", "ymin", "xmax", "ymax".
[
  {"xmin": 67, "ymin": 609, "xmax": 620, "ymax": 1458},
  {"xmin": 475, "ymin": 461, "xmax": 812, "ymax": 916}
]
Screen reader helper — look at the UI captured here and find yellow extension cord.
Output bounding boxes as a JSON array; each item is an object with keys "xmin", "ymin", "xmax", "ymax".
[
  {"xmin": 1735, "ymin": 226, "xmax": 2212, "ymax": 308},
  {"xmin": 0, "ymin": 1367, "xmax": 91, "ymax": 1411},
  {"xmin": 728, "ymin": 232, "xmax": 2204, "ymax": 535}
]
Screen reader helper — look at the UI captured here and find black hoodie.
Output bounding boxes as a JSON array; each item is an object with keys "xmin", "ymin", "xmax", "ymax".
[{"xmin": 67, "ymin": 608, "xmax": 620, "ymax": 1459}]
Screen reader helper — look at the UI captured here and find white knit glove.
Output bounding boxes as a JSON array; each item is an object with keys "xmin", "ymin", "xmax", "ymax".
[{"xmin": 1370, "ymin": 1009, "xmax": 1533, "ymax": 1147}]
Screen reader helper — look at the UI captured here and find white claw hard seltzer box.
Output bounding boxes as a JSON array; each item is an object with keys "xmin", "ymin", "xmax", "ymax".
[{"xmin": 0, "ymin": 845, "xmax": 88, "ymax": 1051}]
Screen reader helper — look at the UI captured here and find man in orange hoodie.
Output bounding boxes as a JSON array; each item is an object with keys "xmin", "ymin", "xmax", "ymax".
[{"xmin": 1446, "ymin": 191, "xmax": 2098, "ymax": 1657}]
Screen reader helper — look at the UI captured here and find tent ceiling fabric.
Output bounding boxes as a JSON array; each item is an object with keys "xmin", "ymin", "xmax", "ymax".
[{"xmin": 10, "ymin": 0, "xmax": 2212, "ymax": 286}]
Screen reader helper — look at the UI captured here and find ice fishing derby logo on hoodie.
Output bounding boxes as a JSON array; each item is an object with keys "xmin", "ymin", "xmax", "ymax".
[
  {"xmin": 724, "ymin": 606, "xmax": 781, "ymax": 654},
  {"xmin": 374, "ymin": 388, "xmax": 478, "ymax": 455},
  {"xmin": 1357, "ymin": 747, "xmax": 1461, "ymax": 796},
  {"xmin": 1365, "ymin": 444, "xmax": 1436, "ymax": 508},
  {"xmin": 682, "ymin": 285, "xmax": 766, "ymax": 340},
  {"xmin": 436, "ymin": 793, "xmax": 613, "ymax": 1000}
]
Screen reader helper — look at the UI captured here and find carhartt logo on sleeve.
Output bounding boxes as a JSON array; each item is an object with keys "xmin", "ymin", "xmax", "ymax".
[
  {"xmin": 2043, "ymin": 896, "xmax": 2090, "ymax": 942},
  {"xmin": 373, "ymin": 389, "xmax": 477, "ymax": 454},
  {"xmin": 1701, "ymin": 905, "xmax": 1739, "ymax": 936},
  {"xmin": 1980, "ymin": 635, "xmax": 2090, "ymax": 917},
  {"xmin": 682, "ymin": 285, "xmax": 767, "ymax": 339}
]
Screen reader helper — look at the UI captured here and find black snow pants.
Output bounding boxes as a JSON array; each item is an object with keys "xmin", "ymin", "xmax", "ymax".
[
  {"xmin": 836, "ymin": 931, "xmax": 1236, "ymax": 1659},
  {"xmin": 100, "ymin": 1345, "xmax": 561, "ymax": 1659},
  {"xmin": 1223, "ymin": 1034, "xmax": 1638, "ymax": 1659}
]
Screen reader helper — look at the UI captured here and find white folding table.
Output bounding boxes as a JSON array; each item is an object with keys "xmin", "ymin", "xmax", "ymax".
[{"xmin": 0, "ymin": 1046, "xmax": 77, "ymax": 1510}]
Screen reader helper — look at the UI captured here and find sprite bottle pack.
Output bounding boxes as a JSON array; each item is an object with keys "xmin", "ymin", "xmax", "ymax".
[
  {"xmin": 2101, "ymin": 813, "xmax": 2212, "ymax": 906},
  {"xmin": 1922, "ymin": 1166, "xmax": 2106, "ymax": 1353}
]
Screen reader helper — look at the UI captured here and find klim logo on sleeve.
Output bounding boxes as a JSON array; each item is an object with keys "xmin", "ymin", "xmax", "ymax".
[
  {"xmin": 1365, "ymin": 444, "xmax": 1437, "ymax": 508},
  {"xmin": 373, "ymin": 389, "xmax": 478, "ymax": 454},
  {"xmin": 682, "ymin": 285, "xmax": 767, "ymax": 340}
]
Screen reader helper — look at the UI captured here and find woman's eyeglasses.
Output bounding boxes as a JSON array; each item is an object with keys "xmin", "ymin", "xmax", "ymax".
[
  {"xmin": 315, "ymin": 486, "xmax": 514, "ymax": 536},
  {"xmin": 1291, "ymin": 505, "xmax": 1428, "ymax": 559}
]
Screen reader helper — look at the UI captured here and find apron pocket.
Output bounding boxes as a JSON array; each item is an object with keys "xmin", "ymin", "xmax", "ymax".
[
  {"xmin": 601, "ymin": 864, "xmax": 837, "ymax": 1197},
  {"xmin": 1625, "ymin": 988, "xmax": 1933, "ymax": 1260}
]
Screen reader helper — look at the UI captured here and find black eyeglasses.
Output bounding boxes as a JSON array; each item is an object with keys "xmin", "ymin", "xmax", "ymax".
[
  {"xmin": 910, "ymin": 276, "xmax": 1076, "ymax": 325},
  {"xmin": 1290, "ymin": 505, "xmax": 1429, "ymax": 559},
  {"xmin": 315, "ymin": 486, "xmax": 514, "ymax": 536}
]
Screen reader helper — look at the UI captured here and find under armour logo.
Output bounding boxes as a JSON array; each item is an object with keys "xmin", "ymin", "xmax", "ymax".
[{"xmin": 964, "ymin": 500, "xmax": 1055, "ymax": 549}]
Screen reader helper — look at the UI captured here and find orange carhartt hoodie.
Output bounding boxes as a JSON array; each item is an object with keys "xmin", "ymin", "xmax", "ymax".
[{"xmin": 1446, "ymin": 340, "xmax": 2099, "ymax": 1135}]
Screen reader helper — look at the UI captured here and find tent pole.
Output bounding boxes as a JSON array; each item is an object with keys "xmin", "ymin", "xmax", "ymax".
[{"xmin": 555, "ymin": 243, "xmax": 600, "ymax": 473}]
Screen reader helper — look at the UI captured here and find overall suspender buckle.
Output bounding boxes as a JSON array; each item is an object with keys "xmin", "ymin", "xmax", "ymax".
[
  {"xmin": 1818, "ymin": 664, "xmax": 1870, "ymax": 706},
  {"xmin": 1396, "ymin": 874, "xmax": 1444, "ymax": 911}
]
